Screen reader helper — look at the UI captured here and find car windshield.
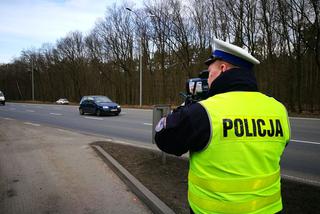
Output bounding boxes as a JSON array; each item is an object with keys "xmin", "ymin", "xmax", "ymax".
[
  {"xmin": 94, "ymin": 96, "xmax": 112, "ymax": 103},
  {"xmin": 0, "ymin": 91, "xmax": 3, "ymax": 96}
]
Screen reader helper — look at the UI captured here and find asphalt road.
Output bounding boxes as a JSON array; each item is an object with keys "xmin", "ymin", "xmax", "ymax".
[
  {"xmin": 0, "ymin": 102, "xmax": 153, "ymax": 143},
  {"xmin": 0, "ymin": 102, "xmax": 319, "ymax": 185}
]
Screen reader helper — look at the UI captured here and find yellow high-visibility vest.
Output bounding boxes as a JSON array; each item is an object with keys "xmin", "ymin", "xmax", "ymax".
[{"xmin": 189, "ymin": 92, "xmax": 290, "ymax": 214}]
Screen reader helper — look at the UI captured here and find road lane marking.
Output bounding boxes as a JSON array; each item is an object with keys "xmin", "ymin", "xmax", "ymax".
[
  {"xmin": 290, "ymin": 117, "xmax": 320, "ymax": 121},
  {"xmin": 291, "ymin": 139, "xmax": 320, "ymax": 145},
  {"xmin": 24, "ymin": 122, "xmax": 40, "ymax": 127},
  {"xmin": 26, "ymin": 110, "xmax": 35, "ymax": 113},
  {"xmin": 50, "ymin": 113, "xmax": 63, "ymax": 116},
  {"xmin": 9, "ymin": 108, "xmax": 16, "ymax": 110},
  {"xmin": 143, "ymin": 123, "xmax": 152, "ymax": 126},
  {"xmin": 282, "ymin": 174, "xmax": 320, "ymax": 187},
  {"xmin": 3, "ymin": 117, "xmax": 14, "ymax": 121},
  {"xmin": 84, "ymin": 116, "xmax": 103, "ymax": 121},
  {"xmin": 126, "ymin": 108, "xmax": 152, "ymax": 112}
]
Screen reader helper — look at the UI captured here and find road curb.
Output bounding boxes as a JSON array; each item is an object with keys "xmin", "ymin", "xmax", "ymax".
[{"xmin": 91, "ymin": 145, "xmax": 175, "ymax": 214}]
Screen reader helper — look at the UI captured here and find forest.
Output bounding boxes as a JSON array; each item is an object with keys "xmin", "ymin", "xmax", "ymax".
[{"xmin": 0, "ymin": 0, "xmax": 319, "ymax": 113}]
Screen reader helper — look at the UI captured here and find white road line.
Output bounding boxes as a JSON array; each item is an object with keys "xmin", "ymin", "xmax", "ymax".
[
  {"xmin": 282, "ymin": 174, "xmax": 320, "ymax": 187},
  {"xmin": 9, "ymin": 108, "xmax": 16, "ymax": 110},
  {"xmin": 290, "ymin": 117, "xmax": 320, "ymax": 121},
  {"xmin": 291, "ymin": 139, "xmax": 320, "ymax": 145},
  {"xmin": 84, "ymin": 116, "xmax": 103, "ymax": 121},
  {"xmin": 143, "ymin": 123, "xmax": 152, "ymax": 126},
  {"xmin": 24, "ymin": 122, "xmax": 40, "ymax": 127},
  {"xmin": 3, "ymin": 117, "xmax": 14, "ymax": 121},
  {"xmin": 125, "ymin": 108, "xmax": 152, "ymax": 112},
  {"xmin": 26, "ymin": 110, "xmax": 35, "ymax": 113},
  {"xmin": 50, "ymin": 113, "xmax": 63, "ymax": 116}
]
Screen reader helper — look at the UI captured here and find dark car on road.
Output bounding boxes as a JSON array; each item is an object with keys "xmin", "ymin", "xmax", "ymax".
[{"xmin": 79, "ymin": 95, "xmax": 121, "ymax": 116}]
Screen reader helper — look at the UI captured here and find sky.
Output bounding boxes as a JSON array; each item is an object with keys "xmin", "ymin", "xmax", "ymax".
[{"xmin": 0, "ymin": 0, "xmax": 142, "ymax": 64}]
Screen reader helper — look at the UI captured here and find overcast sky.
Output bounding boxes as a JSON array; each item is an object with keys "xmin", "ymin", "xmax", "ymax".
[{"xmin": 0, "ymin": 0, "xmax": 141, "ymax": 64}]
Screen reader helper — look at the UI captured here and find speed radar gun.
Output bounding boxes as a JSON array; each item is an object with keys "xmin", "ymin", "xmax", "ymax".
[{"xmin": 180, "ymin": 70, "xmax": 209, "ymax": 105}]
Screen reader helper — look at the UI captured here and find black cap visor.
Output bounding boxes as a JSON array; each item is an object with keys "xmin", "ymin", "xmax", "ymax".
[{"xmin": 205, "ymin": 56, "xmax": 221, "ymax": 66}]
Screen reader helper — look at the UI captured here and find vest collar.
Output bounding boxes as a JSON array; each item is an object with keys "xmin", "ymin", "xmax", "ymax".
[{"xmin": 207, "ymin": 67, "xmax": 258, "ymax": 97}]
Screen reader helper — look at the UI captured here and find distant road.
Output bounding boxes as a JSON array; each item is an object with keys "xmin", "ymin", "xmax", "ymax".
[
  {"xmin": 0, "ymin": 102, "xmax": 319, "ymax": 185},
  {"xmin": 0, "ymin": 102, "xmax": 153, "ymax": 144}
]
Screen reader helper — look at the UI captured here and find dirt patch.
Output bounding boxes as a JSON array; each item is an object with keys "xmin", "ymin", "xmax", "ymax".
[{"xmin": 93, "ymin": 141, "xmax": 320, "ymax": 214}]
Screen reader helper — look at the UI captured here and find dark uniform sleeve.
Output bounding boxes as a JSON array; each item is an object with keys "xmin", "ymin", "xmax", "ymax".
[{"xmin": 154, "ymin": 103, "xmax": 211, "ymax": 156}]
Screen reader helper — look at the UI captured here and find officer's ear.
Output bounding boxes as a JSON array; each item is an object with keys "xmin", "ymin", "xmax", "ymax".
[
  {"xmin": 220, "ymin": 61, "xmax": 235, "ymax": 72},
  {"xmin": 220, "ymin": 63, "xmax": 228, "ymax": 73}
]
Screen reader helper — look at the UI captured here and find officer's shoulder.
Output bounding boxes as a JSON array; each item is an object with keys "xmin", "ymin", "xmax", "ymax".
[
  {"xmin": 185, "ymin": 102, "xmax": 207, "ymax": 116},
  {"xmin": 170, "ymin": 103, "xmax": 208, "ymax": 120},
  {"xmin": 261, "ymin": 93, "xmax": 282, "ymax": 103},
  {"xmin": 260, "ymin": 93, "xmax": 288, "ymax": 110}
]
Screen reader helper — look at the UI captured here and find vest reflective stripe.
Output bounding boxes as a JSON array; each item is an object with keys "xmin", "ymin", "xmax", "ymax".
[
  {"xmin": 188, "ymin": 191, "xmax": 281, "ymax": 214},
  {"xmin": 189, "ymin": 169, "xmax": 280, "ymax": 193}
]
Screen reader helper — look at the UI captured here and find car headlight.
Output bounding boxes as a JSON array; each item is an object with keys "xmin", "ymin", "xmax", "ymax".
[
  {"xmin": 103, "ymin": 106, "xmax": 109, "ymax": 109},
  {"xmin": 117, "ymin": 105, "xmax": 121, "ymax": 108}
]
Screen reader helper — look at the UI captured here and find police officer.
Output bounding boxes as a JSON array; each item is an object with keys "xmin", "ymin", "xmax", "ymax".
[{"xmin": 154, "ymin": 38, "xmax": 290, "ymax": 214}]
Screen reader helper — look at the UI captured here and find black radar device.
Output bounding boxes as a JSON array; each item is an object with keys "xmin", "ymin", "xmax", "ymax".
[{"xmin": 180, "ymin": 70, "xmax": 209, "ymax": 105}]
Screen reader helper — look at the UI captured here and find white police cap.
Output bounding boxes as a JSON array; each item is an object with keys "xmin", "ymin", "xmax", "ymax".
[{"xmin": 205, "ymin": 38, "xmax": 260, "ymax": 69}]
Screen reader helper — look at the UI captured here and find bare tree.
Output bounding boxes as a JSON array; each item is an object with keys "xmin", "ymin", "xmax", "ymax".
[{"xmin": 95, "ymin": 4, "xmax": 136, "ymax": 104}]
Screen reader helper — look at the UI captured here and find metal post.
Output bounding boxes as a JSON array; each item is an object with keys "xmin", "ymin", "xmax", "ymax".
[
  {"xmin": 31, "ymin": 62, "xmax": 34, "ymax": 101},
  {"xmin": 139, "ymin": 38, "xmax": 142, "ymax": 107},
  {"xmin": 126, "ymin": 7, "xmax": 143, "ymax": 107},
  {"xmin": 152, "ymin": 105, "xmax": 171, "ymax": 164}
]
